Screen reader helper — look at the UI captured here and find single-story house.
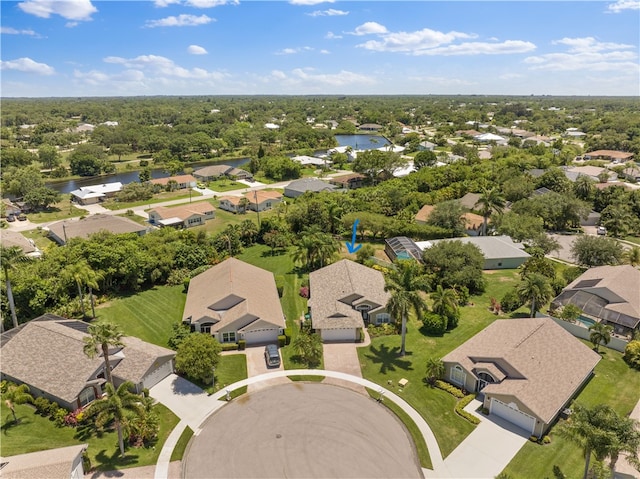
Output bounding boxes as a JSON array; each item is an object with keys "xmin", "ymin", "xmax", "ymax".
[
  {"xmin": 182, "ymin": 258, "xmax": 285, "ymax": 345},
  {"xmin": 47, "ymin": 214, "xmax": 148, "ymax": 245},
  {"xmin": 417, "ymin": 141, "xmax": 436, "ymax": 151},
  {"xmin": 415, "ymin": 204, "xmax": 484, "ymax": 236},
  {"xmin": 1, "ymin": 230, "xmax": 40, "ymax": 257},
  {"xmin": 217, "ymin": 196, "xmax": 244, "ymax": 214},
  {"xmin": 291, "ymin": 155, "xmax": 332, "ymax": 167},
  {"xmin": 193, "ymin": 165, "xmax": 253, "ymax": 182},
  {"xmin": 2, "ymin": 198, "xmax": 22, "ymax": 217},
  {"xmin": 70, "ymin": 182, "xmax": 123, "ymax": 205},
  {"xmin": 456, "ymin": 129, "xmax": 481, "ymax": 138},
  {"xmin": 309, "ymin": 259, "xmax": 391, "ymax": 342},
  {"xmin": 329, "ymin": 173, "xmax": 366, "ymax": 190},
  {"xmin": 621, "ymin": 166, "xmax": 640, "ymax": 182},
  {"xmin": 416, "ymin": 235, "xmax": 530, "ymax": 270},
  {"xmin": 0, "ymin": 314, "xmax": 176, "ymax": 410},
  {"xmin": 456, "ymin": 192, "xmax": 482, "ymax": 211},
  {"xmin": 564, "ymin": 166, "xmax": 617, "ymax": 183},
  {"xmin": 218, "ymin": 190, "xmax": 282, "ymax": 214},
  {"xmin": 0, "ymin": 444, "xmax": 88, "ymax": 479},
  {"xmin": 358, "ymin": 123, "xmax": 383, "ymax": 131},
  {"xmin": 443, "ymin": 317, "xmax": 601, "ymax": 436},
  {"xmin": 283, "ymin": 179, "xmax": 337, "ymax": 198},
  {"xmin": 475, "ymin": 133, "xmax": 507, "ymax": 144},
  {"xmin": 148, "ymin": 202, "xmax": 215, "ymax": 228},
  {"xmin": 149, "ymin": 174, "xmax": 197, "ymax": 190},
  {"xmin": 583, "ymin": 150, "xmax": 634, "ymax": 163},
  {"xmin": 551, "ymin": 265, "xmax": 640, "ymax": 338}
]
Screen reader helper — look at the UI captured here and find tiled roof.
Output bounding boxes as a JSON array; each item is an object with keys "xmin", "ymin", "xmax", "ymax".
[{"xmin": 443, "ymin": 318, "xmax": 600, "ymax": 423}]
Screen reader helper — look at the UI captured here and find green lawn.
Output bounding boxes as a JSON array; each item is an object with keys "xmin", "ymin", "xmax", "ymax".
[
  {"xmin": 502, "ymin": 344, "xmax": 640, "ymax": 478},
  {"xmin": 170, "ymin": 426, "xmax": 193, "ymax": 462},
  {"xmin": 212, "ymin": 353, "xmax": 248, "ymax": 396},
  {"xmin": 27, "ymin": 195, "xmax": 86, "ymax": 223},
  {"xmin": 206, "ymin": 179, "xmax": 246, "ymax": 192},
  {"xmin": 102, "ymin": 190, "xmax": 201, "ymax": 211},
  {"xmin": 358, "ymin": 269, "xmax": 528, "ymax": 458},
  {"xmin": 94, "ymin": 285, "xmax": 186, "ymax": 347},
  {"xmin": 20, "ymin": 228, "xmax": 58, "ymax": 250},
  {"xmin": 192, "ymin": 206, "xmax": 276, "ymax": 236},
  {"xmin": 1, "ymin": 402, "xmax": 179, "ymax": 472}
]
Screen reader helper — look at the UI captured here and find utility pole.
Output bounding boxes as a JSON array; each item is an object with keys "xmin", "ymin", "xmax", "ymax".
[{"xmin": 254, "ymin": 189, "xmax": 261, "ymax": 228}]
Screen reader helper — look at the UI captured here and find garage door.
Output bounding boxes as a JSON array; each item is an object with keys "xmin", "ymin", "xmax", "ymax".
[
  {"xmin": 143, "ymin": 359, "xmax": 174, "ymax": 390},
  {"xmin": 490, "ymin": 398, "xmax": 536, "ymax": 434},
  {"xmin": 244, "ymin": 329, "xmax": 279, "ymax": 345},
  {"xmin": 321, "ymin": 328, "xmax": 356, "ymax": 342}
]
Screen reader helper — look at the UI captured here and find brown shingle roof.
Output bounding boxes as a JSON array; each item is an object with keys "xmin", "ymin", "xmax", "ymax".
[
  {"xmin": 182, "ymin": 258, "xmax": 285, "ymax": 332},
  {"xmin": 1, "ymin": 230, "xmax": 36, "ymax": 254},
  {"xmin": 443, "ymin": 318, "xmax": 600, "ymax": 424},
  {"xmin": 249, "ymin": 190, "xmax": 282, "ymax": 205},
  {"xmin": 309, "ymin": 260, "xmax": 390, "ymax": 330},
  {"xmin": 150, "ymin": 174, "xmax": 197, "ymax": 186},
  {"xmin": 150, "ymin": 201, "xmax": 215, "ymax": 221},
  {"xmin": 47, "ymin": 214, "xmax": 146, "ymax": 243},
  {"xmin": 0, "ymin": 444, "xmax": 88, "ymax": 479}
]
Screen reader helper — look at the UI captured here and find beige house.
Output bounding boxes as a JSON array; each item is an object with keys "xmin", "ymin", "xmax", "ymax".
[
  {"xmin": 148, "ymin": 202, "xmax": 215, "ymax": 228},
  {"xmin": 69, "ymin": 182, "xmax": 122, "ymax": 205},
  {"xmin": 218, "ymin": 190, "xmax": 282, "ymax": 214},
  {"xmin": 415, "ymin": 204, "xmax": 484, "ymax": 236},
  {"xmin": 309, "ymin": 259, "xmax": 391, "ymax": 342},
  {"xmin": 149, "ymin": 174, "xmax": 197, "ymax": 190},
  {"xmin": 443, "ymin": 318, "xmax": 600, "ymax": 436},
  {"xmin": 182, "ymin": 258, "xmax": 285, "ymax": 345},
  {"xmin": 218, "ymin": 196, "xmax": 244, "ymax": 213},
  {"xmin": 193, "ymin": 165, "xmax": 253, "ymax": 181},
  {"xmin": 47, "ymin": 214, "xmax": 148, "ymax": 245},
  {"xmin": 551, "ymin": 265, "xmax": 640, "ymax": 338},
  {"xmin": 0, "ymin": 444, "xmax": 88, "ymax": 479},
  {"xmin": 329, "ymin": 173, "xmax": 365, "ymax": 190},
  {"xmin": 0, "ymin": 314, "xmax": 175, "ymax": 410},
  {"xmin": 1, "ymin": 230, "xmax": 40, "ymax": 256}
]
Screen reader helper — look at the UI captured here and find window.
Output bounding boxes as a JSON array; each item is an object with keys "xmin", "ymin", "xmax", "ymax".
[
  {"xmin": 222, "ymin": 332, "xmax": 236, "ymax": 343},
  {"xmin": 356, "ymin": 304, "xmax": 371, "ymax": 321},
  {"xmin": 79, "ymin": 387, "xmax": 96, "ymax": 407},
  {"xmin": 201, "ymin": 323, "xmax": 214, "ymax": 334},
  {"xmin": 451, "ymin": 365, "xmax": 466, "ymax": 386},
  {"xmin": 375, "ymin": 313, "xmax": 391, "ymax": 325},
  {"xmin": 266, "ymin": 202, "xmax": 272, "ymax": 208}
]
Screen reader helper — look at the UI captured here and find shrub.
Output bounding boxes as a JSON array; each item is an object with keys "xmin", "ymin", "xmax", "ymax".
[
  {"xmin": 623, "ymin": 340, "xmax": 640, "ymax": 370},
  {"xmin": 284, "ymin": 328, "xmax": 292, "ymax": 345},
  {"xmin": 543, "ymin": 435, "xmax": 552, "ymax": 444},
  {"xmin": 367, "ymin": 323, "xmax": 399, "ymax": 338},
  {"xmin": 501, "ymin": 288, "xmax": 523, "ymax": 313},
  {"xmin": 434, "ymin": 380, "xmax": 465, "ymax": 399},
  {"xmin": 277, "ymin": 335, "xmax": 286, "ymax": 347},
  {"xmin": 53, "ymin": 408, "xmax": 68, "ymax": 427},
  {"xmin": 63, "ymin": 408, "xmax": 83, "ymax": 428},
  {"xmin": 142, "ymin": 388, "xmax": 149, "ymax": 398},
  {"xmin": 299, "ymin": 286, "xmax": 309, "ymax": 298},
  {"xmin": 221, "ymin": 343, "xmax": 238, "ymax": 351},
  {"xmin": 237, "ymin": 339, "xmax": 246, "ymax": 351},
  {"xmin": 34, "ymin": 397, "xmax": 52, "ymax": 416},
  {"xmin": 529, "ymin": 435, "xmax": 539, "ymax": 443},
  {"xmin": 455, "ymin": 394, "xmax": 480, "ymax": 425},
  {"xmin": 46, "ymin": 401, "xmax": 60, "ymax": 417},
  {"xmin": 275, "ymin": 275, "xmax": 285, "ymax": 298},
  {"xmin": 421, "ymin": 312, "xmax": 446, "ymax": 336}
]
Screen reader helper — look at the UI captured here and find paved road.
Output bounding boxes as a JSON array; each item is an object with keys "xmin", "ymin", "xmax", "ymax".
[{"xmin": 183, "ymin": 382, "xmax": 423, "ymax": 479}]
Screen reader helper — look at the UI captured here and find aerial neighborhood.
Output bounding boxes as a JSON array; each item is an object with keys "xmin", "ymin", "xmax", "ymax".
[{"xmin": 1, "ymin": 95, "xmax": 640, "ymax": 479}]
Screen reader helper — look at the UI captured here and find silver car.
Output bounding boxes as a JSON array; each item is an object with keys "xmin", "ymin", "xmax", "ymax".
[{"xmin": 264, "ymin": 344, "xmax": 281, "ymax": 368}]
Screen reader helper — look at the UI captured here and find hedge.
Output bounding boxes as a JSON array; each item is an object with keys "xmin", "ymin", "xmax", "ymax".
[
  {"xmin": 434, "ymin": 380, "xmax": 465, "ymax": 399},
  {"xmin": 455, "ymin": 394, "xmax": 480, "ymax": 425}
]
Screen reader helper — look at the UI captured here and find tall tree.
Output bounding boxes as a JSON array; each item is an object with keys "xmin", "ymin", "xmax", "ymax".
[
  {"xmin": 83, "ymin": 322, "xmax": 124, "ymax": 386},
  {"xmin": 474, "ymin": 187, "xmax": 506, "ymax": 236},
  {"xmin": 1, "ymin": 246, "xmax": 29, "ymax": 329},
  {"xmin": 86, "ymin": 381, "xmax": 145, "ymax": 458},
  {"xmin": 588, "ymin": 322, "xmax": 613, "ymax": 353},
  {"xmin": 175, "ymin": 333, "xmax": 221, "ymax": 384},
  {"xmin": 63, "ymin": 260, "xmax": 101, "ymax": 319},
  {"xmin": 424, "ymin": 357, "xmax": 445, "ymax": 385},
  {"xmin": 430, "ymin": 285, "xmax": 460, "ymax": 329},
  {"xmin": 571, "ymin": 236, "xmax": 624, "ymax": 267},
  {"xmin": 384, "ymin": 260, "xmax": 430, "ymax": 356},
  {"xmin": 0, "ymin": 381, "xmax": 34, "ymax": 424},
  {"xmin": 517, "ymin": 273, "xmax": 553, "ymax": 317}
]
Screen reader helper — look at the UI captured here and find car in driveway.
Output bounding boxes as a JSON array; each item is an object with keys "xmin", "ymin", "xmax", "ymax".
[
  {"xmin": 597, "ymin": 226, "xmax": 607, "ymax": 236},
  {"xmin": 6, "ymin": 214, "xmax": 15, "ymax": 222},
  {"xmin": 264, "ymin": 344, "xmax": 281, "ymax": 368}
]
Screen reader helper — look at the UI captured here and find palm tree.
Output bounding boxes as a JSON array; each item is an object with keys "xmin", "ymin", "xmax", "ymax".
[
  {"xmin": 573, "ymin": 175, "xmax": 595, "ymax": 201},
  {"xmin": 625, "ymin": 246, "xmax": 640, "ymax": 267},
  {"xmin": 517, "ymin": 273, "xmax": 553, "ymax": 317},
  {"xmin": 384, "ymin": 260, "xmax": 430, "ymax": 357},
  {"xmin": 425, "ymin": 357, "xmax": 445, "ymax": 385},
  {"xmin": 314, "ymin": 232, "xmax": 340, "ymax": 268},
  {"xmin": 588, "ymin": 322, "xmax": 613, "ymax": 353},
  {"xmin": 238, "ymin": 197, "xmax": 250, "ymax": 214},
  {"xmin": 430, "ymin": 285, "xmax": 459, "ymax": 324},
  {"xmin": 1, "ymin": 381, "xmax": 34, "ymax": 424},
  {"xmin": 85, "ymin": 381, "xmax": 145, "ymax": 458},
  {"xmin": 63, "ymin": 260, "xmax": 101, "ymax": 319},
  {"xmin": 474, "ymin": 187, "xmax": 506, "ymax": 236},
  {"xmin": 83, "ymin": 322, "xmax": 124, "ymax": 386},
  {"xmin": 0, "ymin": 246, "xmax": 29, "ymax": 330}
]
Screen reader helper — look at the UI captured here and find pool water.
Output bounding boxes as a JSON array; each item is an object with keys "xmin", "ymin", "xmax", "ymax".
[{"xmin": 576, "ymin": 315, "xmax": 596, "ymax": 328}]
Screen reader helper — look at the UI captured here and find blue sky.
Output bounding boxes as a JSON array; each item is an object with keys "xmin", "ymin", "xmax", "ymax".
[{"xmin": 1, "ymin": 0, "xmax": 639, "ymax": 97}]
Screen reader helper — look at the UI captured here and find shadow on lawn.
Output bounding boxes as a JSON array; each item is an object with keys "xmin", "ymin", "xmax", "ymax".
[
  {"xmin": 364, "ymin": 344, "xmax": 414, "ymax": 374},
  {"xmin": 91, "ymin": 449, "xmax": 140, "ymax": 474},
  {"xmin": 1, "ymin": 414, "xmax": 29, "ymax": 434}
]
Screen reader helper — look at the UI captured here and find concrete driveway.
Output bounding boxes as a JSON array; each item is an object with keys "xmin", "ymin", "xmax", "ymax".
[
  {"xmin": 244, "ymin": 347, "xmax": 288, "ymax": 392},
  {"xmin": 322, "ymin": 342, "xmax": 366, "ymax": 393}
]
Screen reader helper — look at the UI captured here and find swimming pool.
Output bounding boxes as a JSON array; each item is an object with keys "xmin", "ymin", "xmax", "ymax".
[{"xmin": 576, "ymin": 315, "xmax": 596, "ymax": 328}]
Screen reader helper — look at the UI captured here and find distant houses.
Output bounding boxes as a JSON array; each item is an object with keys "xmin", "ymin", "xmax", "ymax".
[
  {"xmin": 283, "ymin": 179, "xmax": 337, "ymax": 198},
  {"xmin": 148, "ymin": 202, "xmax": 215, "ymax": 228},
  {"xmin": 193, "ymin": 165, "xmax": 253, "ymax": 182}
]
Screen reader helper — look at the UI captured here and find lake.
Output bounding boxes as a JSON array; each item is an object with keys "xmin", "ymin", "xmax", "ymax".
[{"xmin": 334, "ymin": 134, "xmax": 390, "ymax": 150}]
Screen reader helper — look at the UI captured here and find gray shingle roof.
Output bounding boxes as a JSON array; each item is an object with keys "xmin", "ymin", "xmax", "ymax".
[
  {"xmin": 284, "ymin": 179, "xmax": 337, "ymax": 195},
  {"xmin": 417, "ymin": 236, "xmax": 530, "ymax": 261},
  {"xmin": 47, "ymin": 214, "xmax": 146, "ymax": 244},
  {"xmin": 443, "ymin": 318, "xmax": 601, "ymax": 424},
  {"xmin": 309, "ymin": 260, "xmax": 390, "ymax": 330},
  {"xmin": 0, "ymin": 444, "xmax": 88, "ymax": 479}
]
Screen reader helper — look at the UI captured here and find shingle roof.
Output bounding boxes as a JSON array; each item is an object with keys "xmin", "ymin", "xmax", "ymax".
[
  {"xmin": 1, "ymin": 230, "xmax": 36, "ymax": 254},
  {"xmin": 416, "ymin": 236, "xmax": 530, "ymax": 261},
  {"xmin": 182, "ymin": 258, "xmax": 285, "ymax": 332},
  {"xmin": 309, "ymin": 260, "xmax": 390, "ymax": 330},
  {"xmin": 150, "ymin": 201, "xmax": 215, "ymax": 221},
  {"xmin": 0, "ymin": 444, "xmax": 88, "ymax": 479},
  {"xmin": 150, "ymin": 174, "xmax": 197, "ymax": 186},
  {"xmin": 249, "ymin": 190, "xmax": 282, "ymax": 205},
  {"xmin": 443, "ymin": 318, "xmax": 601, "ymax": 424},
  {"xmin": 47, "ymin": 214, "xmax": 147, "ymax": 244},
  {"xmin": 285, "ymin": 179, "xmax": 337, "ymax": 194},
  {"xmin": 457, "ymin": 192, "xmax": 481, "ymax": 210}
]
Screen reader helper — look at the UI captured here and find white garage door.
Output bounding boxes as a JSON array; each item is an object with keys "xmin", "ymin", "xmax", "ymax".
[
  {"xmin": 244, "ymin": 329, "xmax": 279, "ymax": 345},
  {"xmin": 490, "ymin": 398, "xmax": 536, "ymax": 434},
  {"xmin": 143, "ymin": 359, "xmax": 174, "ymax": 390},
  {"xmin": 321, "ymin": 328, "xmax": 356, "ymax": 342}
]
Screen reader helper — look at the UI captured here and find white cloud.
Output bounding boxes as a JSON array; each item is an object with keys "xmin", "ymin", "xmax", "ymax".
[
  {"xmin": 185, "ymin": 0, "xmax": 239, "ymax": 7},
  {"xmin": 18, "ymin": 0, "xmax": 97, "ymax": 21},
  {"xmin": 188, "ymin": 44, "xmax": 208, "ymax": 54},
  {"xmin": 357, "ymin": 28, "xmax": 473, "ymax": 52},
  {"xmin": 290, "ymin": 0, "xmax": 334, "ymax": 5},
  {"xmin": 320, "ymin": 49, "xmax": 330, "ymax": 54},
  {"xmin": 350, "ymin": 22, "xmax": 388, "ymax": 36},
  {"xmin": 276, "ymin": 46, "xmax": 313, "ymax": 55},
  {"xmin": 103, "ymin": 54, "xmax": 225, "ymax": 79},
  {"xmin": 290, "ymin": 68, "xmax": 375, "ymax": 87},
  {"xmin": 499, "ymin": 73, "xmax": 524, "ymax": 80},
  {"xmin": 154, "ymin": 0, "xmax": 181, "ymax": 7},
  {"xmin": 65, "ymin": 21, "xmax": 78, "ymax": 28},
  {"xmin": 1, "ymin": 57, "xmax": 55, "ymax": 75},
  {"xmin": 525, "ymin": 37, "xmax": 638, "ymax": 72},
  {"xmin": 325, "ymin": 31, "xmax": 342, "ymax": 39},
  {"xmin": 307, "ymin": 8, "xmax": 348, "ymax": 17},
  {"xmin": 413, "ymin": 40, "xmax": 536, "ymax": 56},
  {"xmin": 271, "ymin": 70, "xmax": 287, "ymax": 80},
  {"xmin": 145, "ymin": 14, "xmax": 213, "ymax": 27},
  {"xmin": 1, "ymin": 26, "xmax": 37, "ymax": 35},
  {"xmin": 607, "ymin": 0, "xmax": 640, "ymax": 12}
]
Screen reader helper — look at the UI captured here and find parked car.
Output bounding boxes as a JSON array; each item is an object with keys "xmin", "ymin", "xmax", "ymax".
[
  {"xmin": 264, "ymin": 344, "xmax": 281, "ymax": 368},
  {"xmin": 6, "ymin": 214, "xmax": 15, "ymax": 222},
  {"xmin": 597, "ymin": 226, "xmax": 607, "ymax": 236},
  {"xmin": 17, "ymin": 214, "xmax": 27, "ymax": 221}
]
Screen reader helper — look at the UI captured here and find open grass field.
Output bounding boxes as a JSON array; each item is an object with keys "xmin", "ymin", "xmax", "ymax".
[
  {"xmin": 94, "ymin": 285, "xmax": 186, "ymax": 347},
  {"xmin": 0, "ymin": 402, "xmax": 179, "ymax": 472},
  {"xmin": 26, "ymin": 195, "xmax": 86, "ymax": 223}
]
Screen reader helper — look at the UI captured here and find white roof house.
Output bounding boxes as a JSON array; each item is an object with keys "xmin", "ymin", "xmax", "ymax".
[
  {"xmin": 291, "ymin": 155, "xmax": 331, "ymax": 167},
  {"xmin": 475, "ymin": 133, "xmax": 505, "ymax": 142}
]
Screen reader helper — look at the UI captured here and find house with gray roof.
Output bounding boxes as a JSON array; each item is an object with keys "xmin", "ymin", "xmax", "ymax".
[
  {"xmin": 309, "ymin": 259, "xmax": 391, "ymax": 342},
  {"xmin": 47, "ymin": 214, "xmax": 148, "ymax": 245},
  {"xmin": 148, "ymin": 202, "xmax": 215, "ymax": 228},
  {"xmin": 443, "ymin": 317, "xmax": 600, "ymax": 436},
  {"xmin": 416, "ymin": 235, "xmax": 530, "ymax": 269},
  {"xmin": 182, "ymin": 258, "xmax": 285, "ymax": 345},
  {"xmin": 193, "ymin": 165, "xmax": 253, "ymax": 181},
  {"xmin": 283, "ymin": 178, "xmax": 337, "ymax": 198},
  {"xmin": 551, "ymin": 265, "xmax": 640, "ymax": 338},
  {"xmin": 0, "ymin": 314, "xmax": 175, "ymax": 410},
  {"xmin": 0, "ymin": 444, "xmax": 88, "ymax": 479},
  {"xmin": 70, "ymin": 182, "xmax": 122, "ymax": 205},
  {"xmin": 1, "ymin": 230, "xmax": 40, "ymax": 257}
]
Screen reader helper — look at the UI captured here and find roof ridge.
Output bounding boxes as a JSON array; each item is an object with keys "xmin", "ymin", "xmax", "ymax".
[{"xmin": 512, "ymin": 320, "xmax": 545, "ymax": 349}]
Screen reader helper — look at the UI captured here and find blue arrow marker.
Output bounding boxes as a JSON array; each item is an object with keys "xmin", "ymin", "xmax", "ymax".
[{"xmin": 346, "ymin": 219, "xmax": 362, "ymax": 254}]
